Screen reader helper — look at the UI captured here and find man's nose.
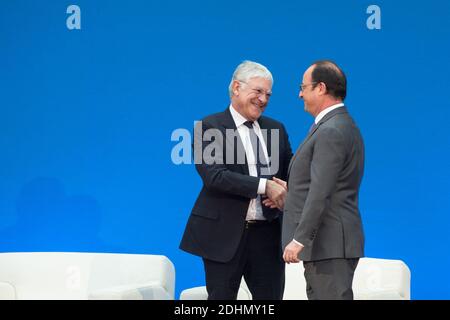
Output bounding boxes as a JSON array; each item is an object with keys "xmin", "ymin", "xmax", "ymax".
[
  {"xmin": 299, "ymin": 91, "xmax": 304, "ymax": 99},
  {"xmin": 259, "ymin": 94, "xmax": 268, "ymax": 104}
]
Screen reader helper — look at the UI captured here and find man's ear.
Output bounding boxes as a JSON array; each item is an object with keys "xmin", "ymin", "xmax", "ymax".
[
  {"xmin": 232, "ymin": 80, "xmax": 241, "ymax": 96},
  {"xmin": 318, "ymin": 82, "xmax": 327, "ymax": 95}
]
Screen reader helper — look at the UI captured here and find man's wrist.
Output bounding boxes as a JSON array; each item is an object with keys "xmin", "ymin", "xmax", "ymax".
[
  {"xmin": 258, "ymin": 178, "xmax": 267, "ymax": 195},
  {"xmin": 293, "ymin": 239, "xmax": 304, "ymax": 247}
]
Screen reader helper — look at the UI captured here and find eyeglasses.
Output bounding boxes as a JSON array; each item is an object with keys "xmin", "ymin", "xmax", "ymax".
[
  {"xmin": 239, "ymin": 81, "xmax": 272, "ymax": 98},
  {"xmin": 299, "ymin": 82, "xmax": 317, "ymax": 91}
]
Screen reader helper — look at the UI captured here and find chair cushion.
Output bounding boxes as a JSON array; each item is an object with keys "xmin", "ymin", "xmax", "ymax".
[{"xmin": 0, "ymin": 282, "xmax": 16, "ymax": 300}]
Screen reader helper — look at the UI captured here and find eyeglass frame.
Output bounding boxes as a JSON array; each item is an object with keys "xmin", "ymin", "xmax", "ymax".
[
  {"xmin": 299, "ymin": 82, "xmax": 319, "ymax": 91},
  {"xmin": 238, "ymin": 80, "xmax": 272, "ymax": 99}
]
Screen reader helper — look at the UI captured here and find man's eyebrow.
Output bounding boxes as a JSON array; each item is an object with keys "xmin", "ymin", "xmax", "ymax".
[{"xmin": 254, "ymin": 87, "xmax": 272, "ymax": 94}]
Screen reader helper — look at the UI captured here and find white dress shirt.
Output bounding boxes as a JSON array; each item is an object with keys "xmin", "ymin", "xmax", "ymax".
[
  {"xmin": 229, "ymin": 105, "xmax": 269, "ymax": 221},
  {"xmin": 314, "ymin": 103, "xmax": 344, "ymax": 124}
]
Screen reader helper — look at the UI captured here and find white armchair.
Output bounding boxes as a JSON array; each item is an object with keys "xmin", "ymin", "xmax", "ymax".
[
  {"xmin": 351, "ymin": 257, "xmax": 411, "ymax": 300},
  {"xmin": 0, "ymin": 252, "xmax": 175, "ymax": 300},
  {"xmin": 180, "ymin": 257, "xmax": 411, "ymax": 300}
]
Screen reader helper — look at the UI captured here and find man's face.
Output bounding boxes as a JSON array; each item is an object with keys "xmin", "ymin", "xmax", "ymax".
[
  {"xmin": 232, "ymin": 77, "xmax": 272, "ymax": 122},
  {"xmin": 299, "ymin": 65, "xmax": 320, "ymax": 116}
]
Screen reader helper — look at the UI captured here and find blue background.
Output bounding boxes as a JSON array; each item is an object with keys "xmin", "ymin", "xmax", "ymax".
[{"xmin": 1, "ymin": 0, "xmax": 449, "ymax": 299}]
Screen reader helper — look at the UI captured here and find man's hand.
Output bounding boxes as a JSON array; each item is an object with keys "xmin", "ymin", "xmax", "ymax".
[
  {"xmin": 283, "ymin": 240, "xmax": 303, "ymax": 264},
  {"xmin": 273, "ymin": 177, "xmax": 287, "ymax": 189},
  {"xmin": 265, "ymin": 179, "xmax": 287, "ymax": 210},
  {"xmin": 263, "ymin": 178, "xmax": 287, "ymax": 210}
]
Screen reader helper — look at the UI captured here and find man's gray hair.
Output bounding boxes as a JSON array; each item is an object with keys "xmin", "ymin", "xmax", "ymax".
[{"xmin": 228, "ymin": 60, "xmax": 273, "ymax": 98}]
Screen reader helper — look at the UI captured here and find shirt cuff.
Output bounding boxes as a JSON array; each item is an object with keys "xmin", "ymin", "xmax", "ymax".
[
  {"xmin": 257, "ymin": 178, "xmax": 267, "ymax": 195},
  {"xmin": 293, "ymin": 239, "xmax": 304, "ymax": 247}
]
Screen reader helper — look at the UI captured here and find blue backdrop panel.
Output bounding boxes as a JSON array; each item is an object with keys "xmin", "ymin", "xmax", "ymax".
[{"xmin": 0, "ymin": 0, "xmax": 449, "ymax": 299}]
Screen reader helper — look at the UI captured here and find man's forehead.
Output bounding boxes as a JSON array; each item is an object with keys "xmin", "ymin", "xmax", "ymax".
[
  {"xmin": 248, "ymin": 77, "xmax": 271, "ymax": 85},
  {"xmin": 303, "ymin": 68, "xmax": 313, "ymax": 81}
]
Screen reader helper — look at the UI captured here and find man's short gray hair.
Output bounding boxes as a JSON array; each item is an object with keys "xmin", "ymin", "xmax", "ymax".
[{"xmin": 228, "ymin": 60, "xmax": 273, "ymax": 98}]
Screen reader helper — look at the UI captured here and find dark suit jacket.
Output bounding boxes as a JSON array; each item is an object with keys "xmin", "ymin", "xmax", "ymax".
[
  {"xmin": 180, "ymin": 108, "xmax": 292, "ymax": 263},
  {"xmin": 282, "ymin": 107, "xmax": 365, "ymax": 262}
]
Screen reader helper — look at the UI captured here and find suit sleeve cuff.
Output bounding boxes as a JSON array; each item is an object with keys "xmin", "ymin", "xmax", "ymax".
[
  {"xmin": 293, "ymin": 239, "xmax": 304, "ymax": 247},
  {"xmin": 257, "ymin": 178, "xmax": 267, "ymax": 195}
]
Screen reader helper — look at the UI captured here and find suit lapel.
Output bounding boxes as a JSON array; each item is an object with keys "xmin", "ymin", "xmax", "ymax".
[
  {"xmin": 221, "ymin": 108, "xmax": 249, "ymax": 175},
  {"xmin": 287, "ymin": 123, "xmax": 321, "ymax": 176}
]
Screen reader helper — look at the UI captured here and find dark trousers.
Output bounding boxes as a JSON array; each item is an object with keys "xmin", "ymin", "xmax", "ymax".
[
  {"xmin": 303, "ymin": 258, "xmax": 359, "ymax": 300},
  {"xmin": 203, "ymin": 219, "xmax": 285, "ymax": 300}
]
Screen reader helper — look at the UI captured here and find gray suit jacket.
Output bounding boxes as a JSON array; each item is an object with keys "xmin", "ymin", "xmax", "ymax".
[{"xmin": 282, "ymin": 106, "xmax": 365, "ymax": 262}]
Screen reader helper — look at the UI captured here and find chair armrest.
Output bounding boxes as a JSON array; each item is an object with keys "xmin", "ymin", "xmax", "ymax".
[
  {"xmin": 0, "ymin": 282, "xmax": 16, "ymax": 300},
  {"xmin": 179, "ymin": 286, "xmax": 252, "ymax": 300},
  {"xmin": 179, "ymin": 286, "xmax": 208, "ymax": 300},
  {"xmin": 88, "ymin": 281, "xmax": 172, "ymax": 300},
  {"xmin": 355, "ymin": 289, "xmax": 406, "ymax": 300}
]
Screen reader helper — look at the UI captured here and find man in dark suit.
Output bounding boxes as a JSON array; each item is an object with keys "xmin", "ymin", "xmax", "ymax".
[
  {"xmin": 180, "ymin": 60, "xmax": 293, "ymax": 300},
  {"xmin": 281, "ymin": 60, "xmax": 365, "ymax": 300}
]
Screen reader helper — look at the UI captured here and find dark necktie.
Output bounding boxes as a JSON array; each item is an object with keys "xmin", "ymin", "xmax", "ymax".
[
  {"xmin": 243, "ymin": 120, "xmax": 277, "ymax": 221},
  {"xmin": 243, "ymin": 121, "xmax": 266, "ymax": 177}
]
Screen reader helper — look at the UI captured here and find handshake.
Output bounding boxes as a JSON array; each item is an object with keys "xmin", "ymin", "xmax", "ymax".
[{"xmin": 263, "ymin": 177, "xmax": 287, "ymax": 210}]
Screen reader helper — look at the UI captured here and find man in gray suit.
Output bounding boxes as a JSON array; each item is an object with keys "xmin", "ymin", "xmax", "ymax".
[{"xmin": 280, "ymin": 60, "xmax": 365, "ymax": 300}]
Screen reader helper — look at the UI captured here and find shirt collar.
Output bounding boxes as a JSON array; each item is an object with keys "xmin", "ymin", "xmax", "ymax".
[
  {"xmin": 315, "ymin": 103, "xmax": 344, "ymax": 124},
  {"xmin": 230, "ymin": 104, "xmax": 252, "ymax": 128}
]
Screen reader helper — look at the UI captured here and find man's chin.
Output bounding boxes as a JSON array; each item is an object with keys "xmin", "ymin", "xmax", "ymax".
[{"xmin": 250, "ymin": 112, "xmax": 262, "ymax": 121}]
